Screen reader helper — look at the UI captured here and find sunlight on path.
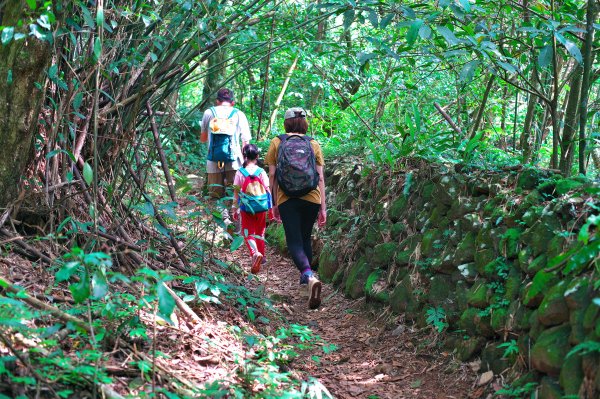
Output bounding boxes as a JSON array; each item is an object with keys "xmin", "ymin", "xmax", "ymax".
[{"xmin": 245, "ymin": 247, "xmax": 474, "ymax": 399}]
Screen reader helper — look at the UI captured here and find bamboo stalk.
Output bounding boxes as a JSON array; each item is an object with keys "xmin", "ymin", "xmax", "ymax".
[{"xmin": 264, "ymin": 55, "xmax": 299, "ymax": 137}]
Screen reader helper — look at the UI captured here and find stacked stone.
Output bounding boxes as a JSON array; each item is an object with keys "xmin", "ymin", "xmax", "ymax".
[{"xmin": 267, "ymin": 160, "xmax": 599, "ymax": 398}]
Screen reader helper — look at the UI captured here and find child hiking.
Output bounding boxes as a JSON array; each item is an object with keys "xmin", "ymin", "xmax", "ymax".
[
  {"xmin": 232, "ymin": 144, "xmax": 272, "ymax": 274},
  {"xmin": 265, "ymin": 107, "xmax": 327, "ymax": 309}
]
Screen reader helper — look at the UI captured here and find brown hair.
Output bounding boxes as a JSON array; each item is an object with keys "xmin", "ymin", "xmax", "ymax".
[{"xmin": 284, "ymin": 117, "xmax": 308, "ymax": 134}]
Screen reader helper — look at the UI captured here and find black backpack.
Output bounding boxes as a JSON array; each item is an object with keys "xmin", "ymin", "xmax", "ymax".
[{"xmin": 276, "ymin": 134, "xmax": 319, "ymax": 198}]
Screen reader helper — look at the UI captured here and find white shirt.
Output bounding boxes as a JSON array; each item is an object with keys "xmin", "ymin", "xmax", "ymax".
[{"xmin": 201, "ymin": 104, "xmax": 251, "ymax": 173}]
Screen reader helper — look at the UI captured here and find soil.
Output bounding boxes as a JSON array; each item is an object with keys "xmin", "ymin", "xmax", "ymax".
[
  {"xmin": 242, "ymin": 244, "xmax": 475, "ymax": 399},
  {"xmin": 0, "ymin": 219, "xmax": 476, "ymax": 398}
]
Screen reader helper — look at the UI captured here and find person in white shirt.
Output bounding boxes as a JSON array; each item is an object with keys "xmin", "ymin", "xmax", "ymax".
[{"xmin": 200, "ymin": 88, "xmax": 251, "ymax": 224}]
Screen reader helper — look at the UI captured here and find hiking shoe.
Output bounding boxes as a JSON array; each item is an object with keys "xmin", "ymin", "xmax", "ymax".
[
  {"xmin": 300, "ymin": 270, "xmax": 313, "ymax": 285},
  {"xmin": 307, "ymin": 276, "xmax": 322, "ymax": 309},
  {"xmin": 251, "ymin": 252, "xmax": 263, "ymax": 274}
]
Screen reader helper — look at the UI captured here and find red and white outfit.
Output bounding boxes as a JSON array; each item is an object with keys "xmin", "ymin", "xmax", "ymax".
[{"xmin": 233, "ymin": 165, "xmax": 270, "ymax": 264}]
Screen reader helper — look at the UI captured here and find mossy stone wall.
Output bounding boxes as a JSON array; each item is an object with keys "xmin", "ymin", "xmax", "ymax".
[{"xmin": 269, "ymin": 160, "xmax": 600, "ymax": 397}]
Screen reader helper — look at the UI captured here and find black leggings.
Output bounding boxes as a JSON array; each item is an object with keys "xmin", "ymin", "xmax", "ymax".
[{"xmin": 278, "ymin": 198, "xmax": 320, "ymax": 274}]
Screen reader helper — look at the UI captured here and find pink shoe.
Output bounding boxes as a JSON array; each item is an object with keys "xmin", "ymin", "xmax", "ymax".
[{"xmin": 251, "ymin": 252, "xmax": 263, "ymax": 274}]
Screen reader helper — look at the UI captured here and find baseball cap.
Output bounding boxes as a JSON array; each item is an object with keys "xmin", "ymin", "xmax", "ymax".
[{"xmin": 284, "ymin": 107, "xmax": 307, "ymax": 120}]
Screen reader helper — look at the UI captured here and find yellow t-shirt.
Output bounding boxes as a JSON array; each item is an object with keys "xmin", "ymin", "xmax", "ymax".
[{"xmin": 265, "ymin": 134, "xmax": 324, "ymax": 206}]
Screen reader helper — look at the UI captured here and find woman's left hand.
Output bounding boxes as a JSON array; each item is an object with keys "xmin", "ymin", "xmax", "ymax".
[{"xmin": 318, "ymin": 208, "xmax": 327, "ymax": 228}]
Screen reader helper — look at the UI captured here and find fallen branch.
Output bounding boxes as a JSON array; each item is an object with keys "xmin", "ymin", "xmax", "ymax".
[
  {"xmin": 0, "ymin": 275, "xmax": 90, "ymax": 332},
  {"xmin": 0, "ymin": 228, "xmax": 53, "ymax": 264},
  {"xmin": 434, "ymin": 102, "xmax": 463, "ymax": 136}
]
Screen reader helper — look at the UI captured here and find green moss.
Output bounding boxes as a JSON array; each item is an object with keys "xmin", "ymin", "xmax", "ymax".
[
  {"xmin": 459, "ymin": 307, "xmax": 480, "ymax": 335},
  {"xmin": 538, "ymin": 280, "xmax": 570, "ymax": 327},
  {"xmin": 318, "ymin": 242, "xmax": 338, "ymax": 283},
  {"xmin": 539, "ymin": 377, "xmax": 563, "ymax": 399},
  {"xmin": 499, "ymin": 228, "xmax": 522, "ymax": 259},
  {"xmin": 428, "ymin": 275, "xmax": 453, "ymax": 307},
  {"xmin": 390, "ymin": 222, "xmax": 406, "ymax": 240},
  {"xmin": 388, "ymin": 196, "xmax": 408, "ymax": 222},
  {"xmin": 559, "ymin": 352, "xmax": 584, "ymax": 396},
  {"xmin": 454, "ymin": 231, "xmax": 476, "ymax": 264},
  {"xmin": 526, "ymin": 254, "xmax": 547, "ymax": 275},
  {"xmin": 344, "ymin": 257, "xmax": 370, "ymax": 299},
  {"xmin": 372, "ymin": 242, "xmax": 398, "ymax": 268},
  {"xmin": 421, "ymin": 229, "xmax": 440, "ymax": 257},
  {"xmin": 390, "ymin": 276, "xmax": 415, "ymax": 314},
  {"xmin": 467, "ymin": 280, "xmax": 489, "ymax": 309},
  {"xmin": 564, "ymin": 277, "xmax": 591, "ymax": 310},
  {"xmin": 475, "ymin": 249, "xmax": 496, "ymax": 275},
  {"xmin": 555, "ymin": 177, "xmax": 586, "ymax": 195},
  {"xmin": 491, "ymin": 308, "xmax": 508, "ymax": 332},
  {"xmin": 365, "ymin": 269, "xmax": 389, "ymax": 303},
  {"xmin": 531, "ymin": 324, "xmax": 571, "ymax": 376}
]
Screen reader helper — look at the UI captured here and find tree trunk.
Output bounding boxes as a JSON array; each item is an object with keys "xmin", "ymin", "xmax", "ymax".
[
  {"xmin": 520, "ymin": 90, "xmax": 539, "ymax": 163},
  {"xmin": 469, "ymin": 75, "xmax": 494, "ymax": 139},
  {"xmin": 559, "ymin": 66, "xmax": 583, "ymax": 175},
  {"xmin": 0, "ymin": 2, "xmax": 51, "ymax": 208},
  {"xmin": 578, "ymin": 0, "xmax": 597, "ymax": 174},
  {"xmin": 201, "ymin": 48, "xmax": 226, "ymax": 105}
]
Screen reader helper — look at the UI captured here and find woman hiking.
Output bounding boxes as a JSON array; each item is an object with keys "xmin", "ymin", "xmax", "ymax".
[
  {"xmin": 232, "ymin": 144, "xmax": 271, "ymax": 274},
  {"xmin": 265, "ymin": 107, "xmax": 327, "ymax": 309}
]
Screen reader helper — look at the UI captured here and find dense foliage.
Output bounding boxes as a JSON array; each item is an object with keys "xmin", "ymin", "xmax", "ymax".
[{"xmin": 1, "ymin": 0, "xmax": 600, "ymax": 397}]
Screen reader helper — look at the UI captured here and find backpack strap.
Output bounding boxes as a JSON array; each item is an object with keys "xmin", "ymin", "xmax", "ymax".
[
  {"xmin": 228, "ymin": 108, "xmax": 238, "ymax": 118},
  {"xmin": 252, "ymin": 167, "xmax": 264, "ymax": 177},
  {"xmin": 239, "ymin": 167, "xmax": 250, "ymax": 177},
  {"xmin": 209, "ymin": 107, "xmax": 217, "ymax": 117}
]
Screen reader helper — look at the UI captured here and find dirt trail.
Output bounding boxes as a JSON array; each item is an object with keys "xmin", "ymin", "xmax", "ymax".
[{"xmin": 246, "ymin": 246, "xmax": 475, "ymax": 399}]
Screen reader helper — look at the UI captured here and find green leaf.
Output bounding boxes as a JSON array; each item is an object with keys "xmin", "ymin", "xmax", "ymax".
[
  {"xmin": 343, "ymin": 9, "xmax": 355, "ymax": 30},
  {"xmin": 497, "ymin": 61, "xmax": 517, "ymax": 74},
  {"xmin": 83, "ymin": 162, "xmax": 93, "ymax": 185},
  {"xmin": 459, "ymin": 0, "xmax": 471, "ymax": 13},
  {"xmin": 91, "ymin": 270, "xmax": 108, "ymax": 299},
  {"xmin": 96, "ymin": 6, "xmax": 104, "ymax": 27},
  {"xmin": 1, "ymin": 27, "xmax": 14, "ymax": 45},
  {"xmin": 26, "ymin": 0, "xmax": 37, "ymax": 10},
  {"xmin": 538, "ymin": 45, "xmax": 553, "ymax": 68},
  {"xmin": 6, "ymin": 69, "xmax": 12, "ymax": 84},
  {"xmin": 48, "ymin": 64, "xmax": 58, "ymax": 79},
  {"xmin": 73, "ymin": 92, "xmax": 84, "ymax": 111},
  {"xmin": 93, "ymin": 37, "xmax": 102, "ymax": 61},
  {"xmin": 70, "ymin": 271, "xmax": 91, "ymax": 303},
  {"xmin": 380, "ymin": 14, "xmax": 394, "ymax": 29},
  {"xmin": 56, "ymin": 261, "xmax": 80, "ymax": 282},
  {"xmin": 438, "ymin": 26, "xmax": 459, "ymax": 46},
  {"xmin": 555, "ymin": 32, "xmax": 582, "ymax": 64},
  {"xmin": 459, "ymin": 60, "xmax": 479, "ymax": 83},
  {"xmin": 157, "ymin": 283, "xmax": 175, "ymax": 322},
  {"xmin": 368, "ymin": 10, "xmax": 378, "ymax": 28},
  {"xmin": 419, "ymin": 24, "xmax": 432, "ymax": 40},
  {"xmin": 407, "ymin": 20, "xmax": 423, "ymax": 46},
  {"xmin": 230, "ymin": 236, "xmax": 244, "ymax": 251}
]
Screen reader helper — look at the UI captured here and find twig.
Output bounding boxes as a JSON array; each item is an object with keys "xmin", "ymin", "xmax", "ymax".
[
  {"xmin": 122, "ymin": 157, "xmax": 191, "ymax": 270},
  {"xmin": 434, "ymin": 102, "xmax": 463, "ymax": 136},
  {"xmin": 146, "ymin": 101, "xmax": 177, "ymax": 202},
  {"xmin": 0, "ymin": 275, "xmax": 90, "ymax": 332},
  {"xmin": 0, "ymin": 228, "xmax": 53, "ymax": 264}
]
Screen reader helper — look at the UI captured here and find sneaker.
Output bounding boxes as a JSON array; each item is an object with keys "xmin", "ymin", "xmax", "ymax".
[
  {"xmin": 307, "ymin": 276, "xmax": 322, "ymax": 309},
  {"xmin": 300, "ymin": 270, "xmax": 313, "ymax": 285},
  {"xmin": 251, "ymin": 252, "xmax": 263, "ymax": 274}
]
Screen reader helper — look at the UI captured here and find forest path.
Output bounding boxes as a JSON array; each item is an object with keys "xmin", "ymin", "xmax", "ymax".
[{"xmin": 243, "ymin": 245, "xmax": 475, "ymax": 399}]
